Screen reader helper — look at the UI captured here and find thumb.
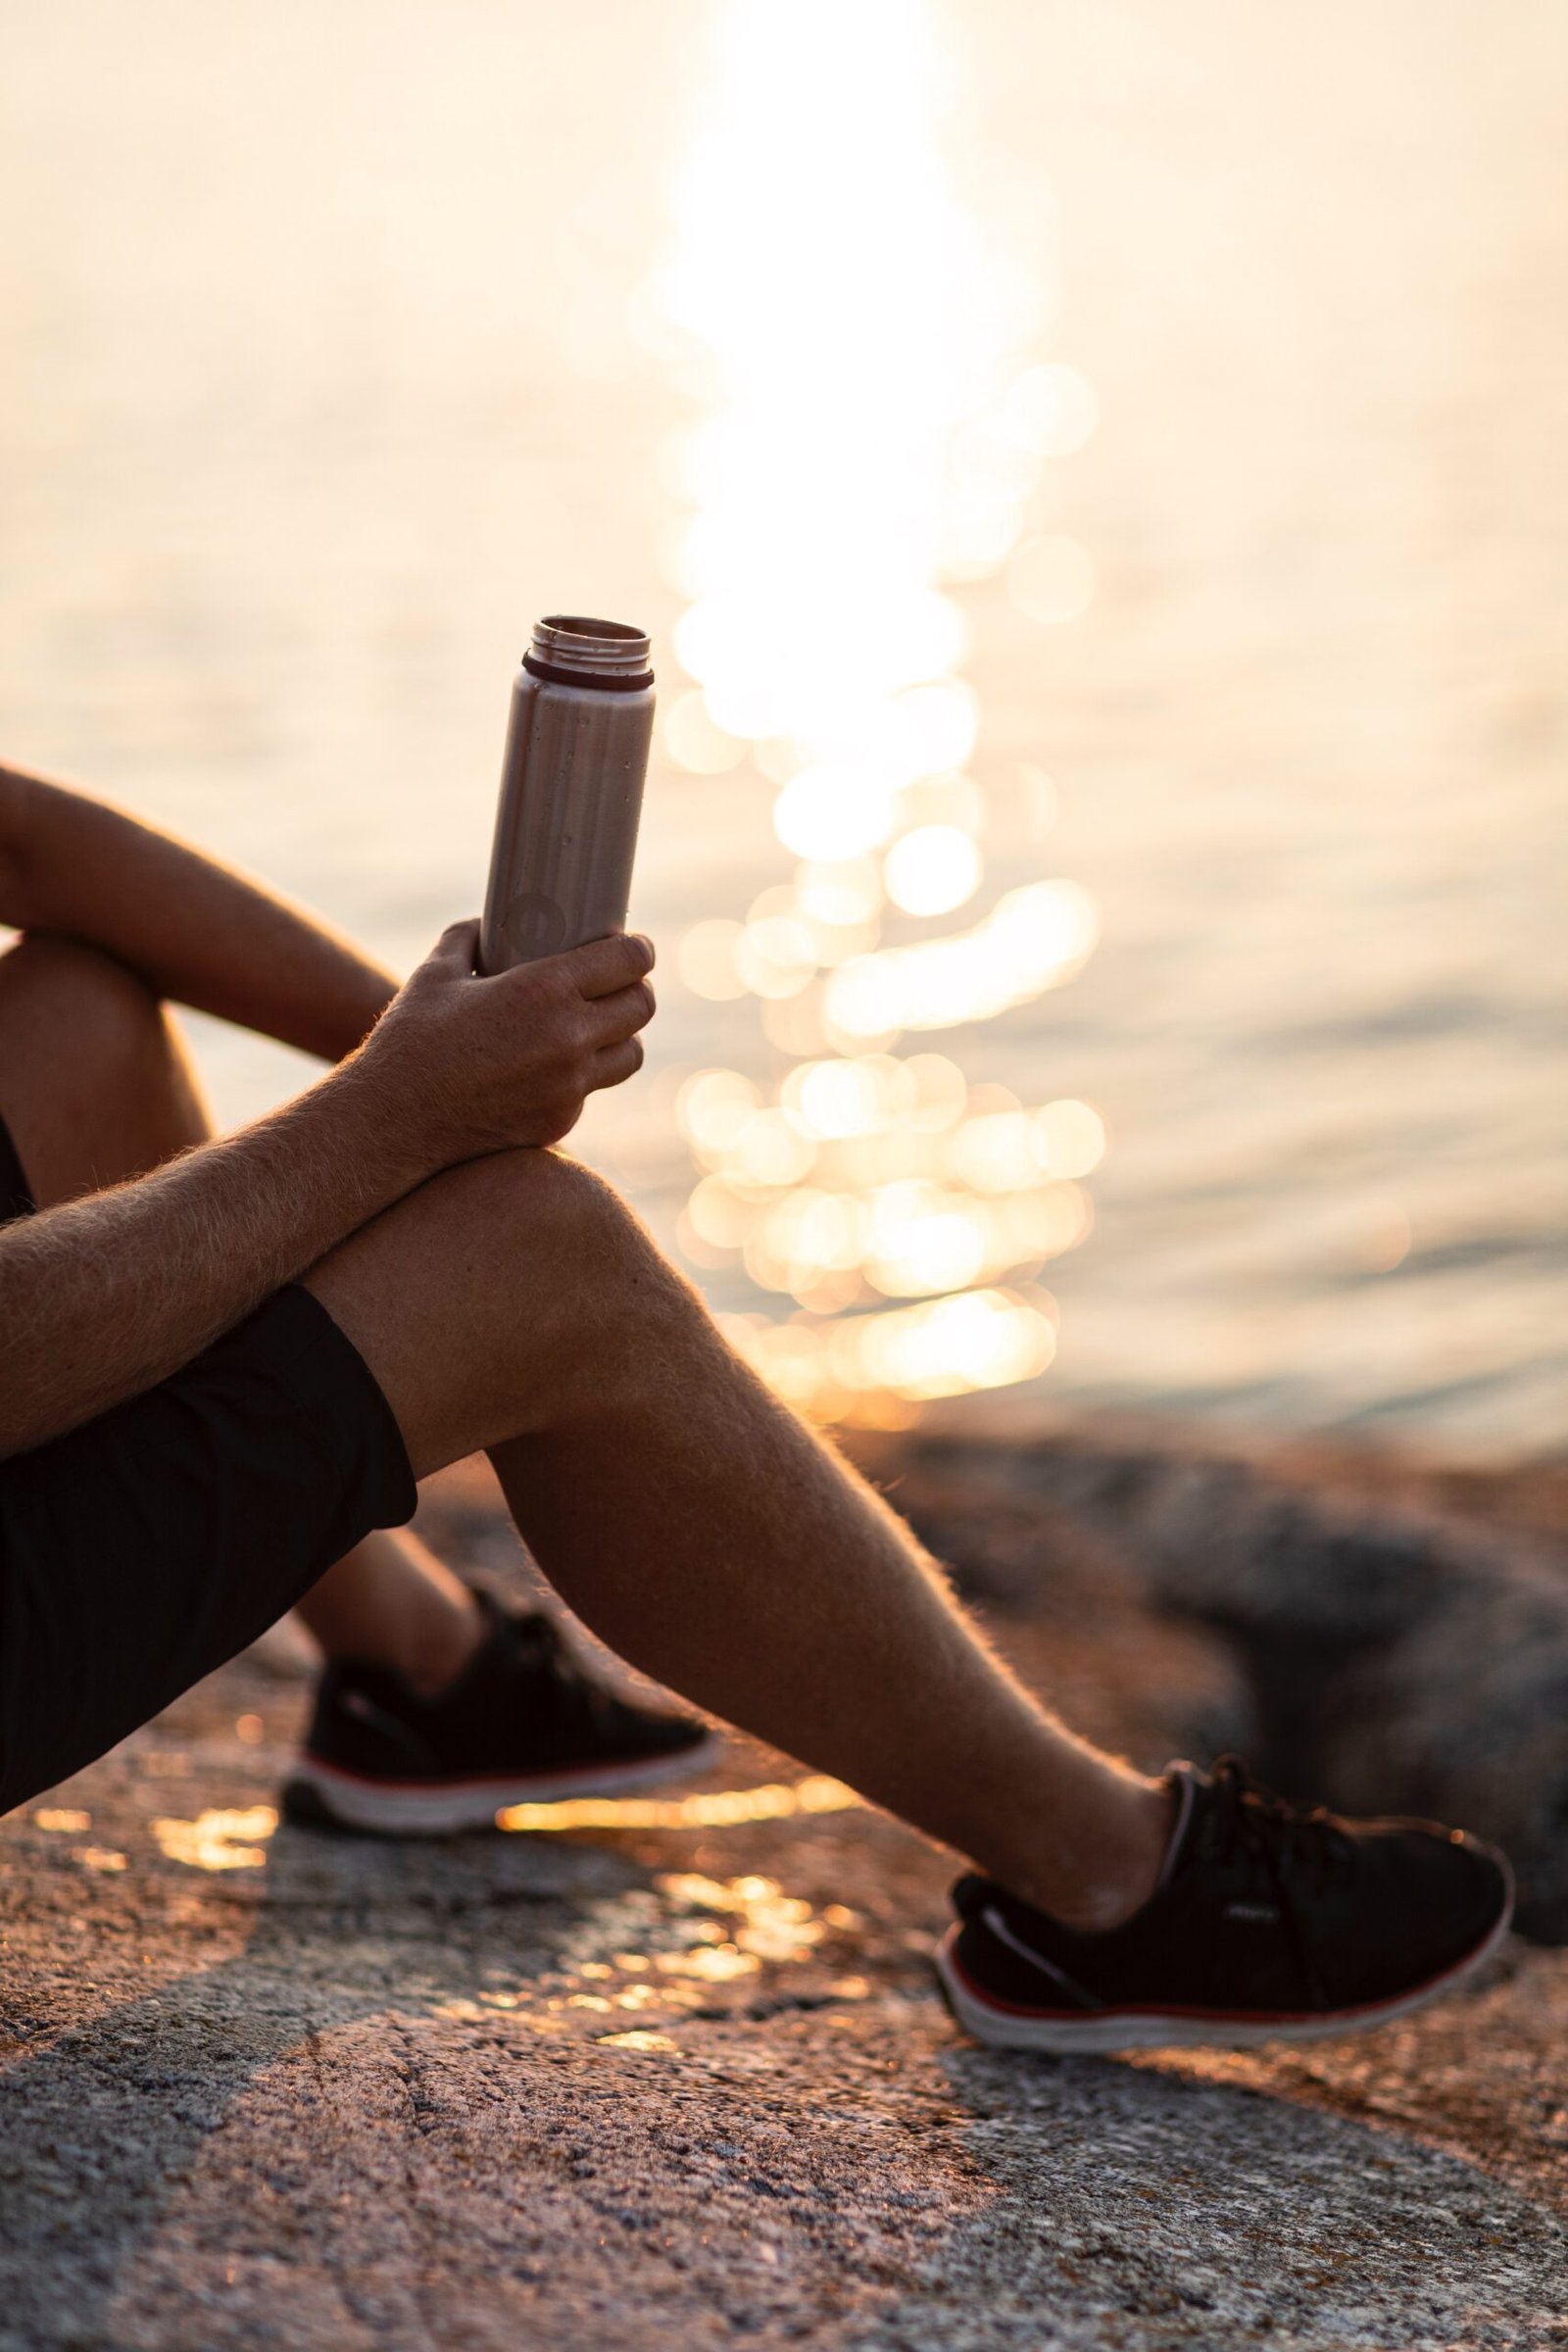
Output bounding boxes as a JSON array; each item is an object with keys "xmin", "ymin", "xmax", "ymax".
[{"xmin": 422, "ymin": 917, "xmax": 482, "ymax": 977}]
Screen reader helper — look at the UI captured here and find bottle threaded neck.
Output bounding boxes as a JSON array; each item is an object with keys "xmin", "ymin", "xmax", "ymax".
[{"xmin": 526, "ymin": 614, "xmax": 652, "ymax": 687}]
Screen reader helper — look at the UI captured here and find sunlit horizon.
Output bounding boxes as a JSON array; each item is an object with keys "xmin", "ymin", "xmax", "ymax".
[{"xmin": 651, "ymin": 0, "xmax": 1105, "ymax": 1421}]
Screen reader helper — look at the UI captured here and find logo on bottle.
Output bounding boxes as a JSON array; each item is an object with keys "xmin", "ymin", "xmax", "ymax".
[{"xmin": 505, "ymin": 892, "xmax": 568, "ymax": 960}]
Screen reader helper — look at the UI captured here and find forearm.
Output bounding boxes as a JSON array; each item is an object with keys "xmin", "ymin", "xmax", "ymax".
[
  {"xmin": 0, "ymin": 909, "xmax": 660, "ymax": 1456},
  {"xmin": 0, "ymin": 764, "xmax": 398, "ymax": 1060},
  {"xmin": 0, "ymin": 1060, "xmax": 434, "ymax": 1456}
]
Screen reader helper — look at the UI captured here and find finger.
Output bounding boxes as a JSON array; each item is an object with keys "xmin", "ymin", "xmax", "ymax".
[
  {"xmin": 582, "ymin": 978, "xmax": 656, "ymax": 1048},
  {"xmin": 424, "ymin": 917, "xmax": 481, "ymax": 974},
  {"xmin": 561, "ymin": 930, "xmax": 656, "ymax": 1000},
  {"xmin": 589, "ymin": 1034, "xmax": 645, "ymax": 1090}
]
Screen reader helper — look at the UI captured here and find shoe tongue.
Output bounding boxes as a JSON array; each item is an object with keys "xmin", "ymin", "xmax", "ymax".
[
  {"xmin": 418, "ymin": 1588, "xmax": 514, "ymax": 1711},
  {"xmin": 1155, "ymin": 1762, "xmax": 1200, "ymax": 1890}
]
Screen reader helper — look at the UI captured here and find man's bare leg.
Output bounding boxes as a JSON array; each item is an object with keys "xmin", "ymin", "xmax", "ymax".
[
  {"xmin": 305, "ymin": 1149, "xmax": 1173, "ymax": 1930},
  {"xmin": 293, "ymin": 1526, "xmax": 484, "ymax": 1695},
  {"xmin": 0, "ymin": 933, "xmax": 1169, "ymax": 1920},
  {"xmin": 0, "ymin": 934, "xmax": 483, "ymax": 1692}
]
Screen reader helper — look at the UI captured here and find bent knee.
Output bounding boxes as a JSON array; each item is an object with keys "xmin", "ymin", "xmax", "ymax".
[
  {"xmin": 305, "ymin": 1146, "xmax": 702, "ymax": 1453},
  {"xmin": 0, "ymin": 934, "xmax": 165, "ymax": 1071},
  {"xmin": 416, "ymin": 1149, "xmax": 688, "ymax": 1340},
  {"xmin": 0, "ymin": 936, "xmax": 205, "ymax": 1201},
  {"xmin": 432, "ymin": 1147, "xmax": 642, "ymax": 1258}
]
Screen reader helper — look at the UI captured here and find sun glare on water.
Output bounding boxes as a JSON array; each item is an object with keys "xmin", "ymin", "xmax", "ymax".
[{"xmin": 652, "ymin": 0, "xmax": 1102, "ymax": 1420}]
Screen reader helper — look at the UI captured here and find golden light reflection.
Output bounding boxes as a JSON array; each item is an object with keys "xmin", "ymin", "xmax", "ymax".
[
  {"xmin": 417, "ymin": 1873, "xmax": 839, "ymax": 2051},
  {"xmin": 656, "ymin": 0, "xmax": 1102, "ymax": 1417},
  {"xmin": 654, "ymin": 1871, "xmax": 825, "ymax": 1968},
  {"xmin": 152, "ymin": 1805, "xmax": 277, "ymax": 1872},
  {"xmin": 496, "ymin": 1773, "xmax": 858, "ymax": 1836},
  {"xmin": 674, "ymin": 1055, "xmax": 1100, "ymax": 1328},
  {"xmin": 659, "ymin": 1943, "xmax": 758, "ymax": 1984},
  {"xmin": 728, "ymin": 1287, "xmax": 1058, "ymax": 1416},
  {"xmin": 821, "ymin": 881, "xmax": 1100, "ymax": 1039},
  {"xmin": 72, "ymin": 1846, "xmax": 127, "ymax": 1874}
]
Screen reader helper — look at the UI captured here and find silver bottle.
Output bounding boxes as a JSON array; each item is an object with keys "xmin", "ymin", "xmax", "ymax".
[{"xmin": 479, "ymin": 614, "xmax": 656, "ymax": 974}]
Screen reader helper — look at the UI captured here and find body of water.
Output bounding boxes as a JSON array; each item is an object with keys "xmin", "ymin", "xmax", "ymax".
[{"xmin": 3, "ymin": 0, "xmax": 1563, "ymax": 1456}]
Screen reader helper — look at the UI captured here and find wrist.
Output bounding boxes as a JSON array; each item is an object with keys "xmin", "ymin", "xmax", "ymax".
[
  {"xmin": 306, "ymin": 1054, "xmax": 449, "ymax": 1204},
  {"xmin": 321, "ymin": 969, "xmax": 400, "ymax": 1062}
]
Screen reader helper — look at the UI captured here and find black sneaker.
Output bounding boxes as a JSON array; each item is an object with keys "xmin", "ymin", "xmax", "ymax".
[
  {"xmin": 281, "ymin": 1592, "xmax": 716, "ymax": 1835},
  {"xmin": 937, "ymin": 1756, "xmax": 1513, "ymax": 2054}
]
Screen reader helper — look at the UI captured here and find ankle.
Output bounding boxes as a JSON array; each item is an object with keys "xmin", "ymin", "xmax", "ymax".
[
  {"xmin": 395, "ymin": 1590, "xmax": 488, "ymax": 1699},
  {"xmin": 1010, "ymin": 1777, "xmax": 1176, "ymax": 1936}
]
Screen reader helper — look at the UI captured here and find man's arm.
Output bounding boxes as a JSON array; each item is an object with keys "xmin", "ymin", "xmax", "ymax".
[
  {"xmin": 0, "ymin": 762, "xmax": 398, "ymax": 1060},
  {"xmin": 0, "ymin": 922, "xmax": 656, "ymax": 1457}
]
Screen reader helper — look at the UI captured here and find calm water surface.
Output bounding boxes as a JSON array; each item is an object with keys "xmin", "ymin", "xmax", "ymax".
[{"xmin": 2, "ymin": 1, "xmax": 1563, "ymax": 1455}]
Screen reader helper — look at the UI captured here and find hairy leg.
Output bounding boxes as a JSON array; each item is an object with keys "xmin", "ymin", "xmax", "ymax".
[
  {"xmin": 305, "ymin": 1150, "xmax": 1172, "ymax": 1927},
  {"xmin": 0, "ymin": 935, "xmax": 481, "ymax": 1689}
]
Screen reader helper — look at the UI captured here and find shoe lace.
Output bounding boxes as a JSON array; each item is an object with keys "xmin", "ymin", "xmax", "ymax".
[
  {"xmin": 511, "ymin": 1612, "xmax": 618, "ymax": 1734},
  {"xmin": 1200, "ymin": 1756, "xmax": 1357, "ymax": 1992},
  {"xmin": 1198, "ymin": 1757, "xmax": 1362, "ymax": 2006}
]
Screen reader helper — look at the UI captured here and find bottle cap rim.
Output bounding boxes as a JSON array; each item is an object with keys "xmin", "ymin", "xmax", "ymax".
[{"xmin": 529, "ymin": 614, "xmax": 652, "ymax": 682}]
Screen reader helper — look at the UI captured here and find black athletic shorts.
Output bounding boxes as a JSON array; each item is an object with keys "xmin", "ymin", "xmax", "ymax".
[{"xmin": 0, "ymin": 1115, "xmax": 416, "ymax": 1814}]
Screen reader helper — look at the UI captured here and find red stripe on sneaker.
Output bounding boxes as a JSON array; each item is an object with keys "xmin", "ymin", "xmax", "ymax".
[{"xmin": 947, "ymin": 1925, "xmax": 1507, "ymax": 2032}]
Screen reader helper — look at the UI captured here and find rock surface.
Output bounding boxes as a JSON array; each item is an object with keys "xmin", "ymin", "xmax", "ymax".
[
  {"xmin": 879, "ymin": 1425, "xmax": 1568, "ymax": 1937},
  {"xmin": 0, "ymin": 1430, "xmax": 1564, "ymax": 2350}
]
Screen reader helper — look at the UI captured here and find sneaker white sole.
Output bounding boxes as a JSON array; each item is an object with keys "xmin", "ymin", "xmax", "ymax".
[
  {"xmin": 934, "ymin": 1861, "xmax": 1515, "ymax": 2056},
  {"xmin": 283, "ymin": 1732, "xmax": 723, "ymax": 1836}
]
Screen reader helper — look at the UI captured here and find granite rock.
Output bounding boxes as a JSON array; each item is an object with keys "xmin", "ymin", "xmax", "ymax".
[{"xmin": 0, "ymin": 1435, "xmax": 1564, "ymax": 2349}]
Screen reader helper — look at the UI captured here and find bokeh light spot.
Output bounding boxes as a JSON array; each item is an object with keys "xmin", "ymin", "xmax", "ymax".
[
  {"xmin": 663, "ymin": 689, "xmax": 747, "ymax": 775},
  {"xmin": 884, "ymin": 824, "xmax": 983, "ymax": 917},
  {"xmin": 1002, "ymin": 363, "xmax": 1098, "ymax": 457}
]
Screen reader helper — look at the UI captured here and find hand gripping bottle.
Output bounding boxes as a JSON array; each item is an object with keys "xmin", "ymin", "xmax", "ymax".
[{"xmin": 479, "ymin": 614, "xmax": 655, "ymax": 973}]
